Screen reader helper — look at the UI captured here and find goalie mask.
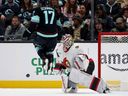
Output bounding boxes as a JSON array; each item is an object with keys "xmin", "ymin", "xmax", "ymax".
[{"xmin": 61, "ymin": 34, "xmax": 74, "ymax": 52}]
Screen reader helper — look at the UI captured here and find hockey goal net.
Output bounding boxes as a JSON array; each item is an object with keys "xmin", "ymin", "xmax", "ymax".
[{"xmin": 98, "ymin": 32, "xmax": 128, "ymax": 91}]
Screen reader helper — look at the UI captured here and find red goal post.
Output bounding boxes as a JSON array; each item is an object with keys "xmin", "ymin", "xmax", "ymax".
[{"xmin": 98, "ymin": 32, "xmax": 128, "ymax": 91}]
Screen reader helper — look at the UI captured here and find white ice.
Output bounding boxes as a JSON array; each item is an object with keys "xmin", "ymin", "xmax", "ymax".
[{"xmin": 0, "ymin": 88, "xmax": 128, "ymax": 96}]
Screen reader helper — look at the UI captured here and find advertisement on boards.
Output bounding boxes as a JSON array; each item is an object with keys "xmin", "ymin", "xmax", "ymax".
[{"xmin": 0, "ymin": 43, "xmax": 98, "ymax": 80}]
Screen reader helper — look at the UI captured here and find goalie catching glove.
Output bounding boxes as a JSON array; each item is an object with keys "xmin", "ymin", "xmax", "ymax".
[
  {"xmin": 54, "ymin": 57, "xmax": 71, "ymax": 74},
  {"xmin": 53, "ymin": 63, "xmax": 67, "ymax": 75}
]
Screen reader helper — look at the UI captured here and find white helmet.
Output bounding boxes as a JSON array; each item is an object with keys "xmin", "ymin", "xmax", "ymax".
[{"xmin": 61, "ymin": 34, "xmax": 74, "ymax": 52}]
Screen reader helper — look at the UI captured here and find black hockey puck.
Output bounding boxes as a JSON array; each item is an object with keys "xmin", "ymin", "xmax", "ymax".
[{"xmin": 26, "ymin": 74, "xmax": 30, "ymax": 77}]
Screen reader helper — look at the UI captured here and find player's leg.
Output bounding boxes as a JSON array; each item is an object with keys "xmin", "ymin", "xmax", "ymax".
[
  {"xmin": 67, "ymin": 79, "xmax": 77, "ymax": 93},
  {"xmin": 45, "ymin": 52, "xmax": 54, "ymax": 72},
  {"xmin": 37, "ymin": 48, "xmax": 46, "ymax": 67},
  {"xmin": 61, "ymin": 74, "xmax": 77, "ymax": 93},
  {"xmin": 33, "ymin": 36, "xmax": 47, "ymax": 67},
  {"xmin": 45, "ymin": 38, "xmax": 57, "ymax": 72},
  {"xmin": 69, "ymin": 68, "xmax": 110, "ymax": 93}
]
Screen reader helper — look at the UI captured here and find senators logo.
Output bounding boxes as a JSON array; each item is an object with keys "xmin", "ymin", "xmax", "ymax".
[{"xmin": 63, "ymin": 57, "xmax": 70, "ymax": 67}]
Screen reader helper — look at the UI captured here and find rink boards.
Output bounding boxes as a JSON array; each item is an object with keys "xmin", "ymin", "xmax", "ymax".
[
  {"xmin": 0, "ymin": 43, "xmax": 98, "ymax": 88},
  {"xmin": 0, "ymin": 42, "xmax": 128, "ymax": 89}
]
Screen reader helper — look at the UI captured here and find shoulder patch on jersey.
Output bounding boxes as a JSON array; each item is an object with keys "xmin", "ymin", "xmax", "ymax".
[{"xmin": 31, "ymin": 15, "xmax": 40, "ymax": 23}]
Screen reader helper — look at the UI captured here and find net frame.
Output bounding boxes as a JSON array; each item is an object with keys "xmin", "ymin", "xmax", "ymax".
[
  {"xmin": 98, "ymin": 32, "xmax": 128, "ymax": 91},
  {"xmin": 98, "ymin": 32, "xmax": 128, "ymax": 77}
]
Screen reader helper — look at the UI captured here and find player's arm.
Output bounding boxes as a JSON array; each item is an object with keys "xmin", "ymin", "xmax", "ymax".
[
  {"xmin": 29, "ymin": 8, "xmax": 40, "ymax": 33},
  {"xmin": 54, "ymin": 48, "xmax": 66, "ymax": 69},
  {"xmin": 30, "ymin": 15, "xmax": 39, "ymax": 32},
  {"xmin": 54, "ymin": 45, "xmax": 69, "ymax": 74},
  {"xmin": 74, "ymin": 54, "xmax": 95, "ymax": 75}
]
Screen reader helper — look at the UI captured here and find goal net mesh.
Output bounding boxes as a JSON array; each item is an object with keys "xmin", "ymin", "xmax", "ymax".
[
  {"xmin": 101, "ymin": 35, "xmax": 128, "ymax": 43},
  {"xmin": 99, "ymin": 32, "xmax": 128, "ymax": 91}
]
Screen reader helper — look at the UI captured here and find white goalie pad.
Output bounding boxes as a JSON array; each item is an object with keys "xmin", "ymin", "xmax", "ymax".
[
  {"xmin": 69, "ymin": 68, "xmax": 109, "ymax": 93},
  {"xmin": 69, "ymin": 68, "xmax": 93, "ymax": 86}
]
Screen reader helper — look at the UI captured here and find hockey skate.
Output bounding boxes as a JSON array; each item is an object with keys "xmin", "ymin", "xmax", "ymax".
[
  {"xmin": 65, "ymin": 87, "xmax": 77, "ymax": 93},
  {"xmin": 103, "ymin": 87, "xmax": 110, "ymax": 93}
]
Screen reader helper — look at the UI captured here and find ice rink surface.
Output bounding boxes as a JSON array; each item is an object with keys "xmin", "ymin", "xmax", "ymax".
[{"xmin": 0, "ymin": 88, "xmax": 128, "ymax": 96}]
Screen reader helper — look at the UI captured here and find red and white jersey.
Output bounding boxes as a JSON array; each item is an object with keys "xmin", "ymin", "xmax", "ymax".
[{"xmin": 56, "ymin": 43, "xmax": 89, "ymax": 70}]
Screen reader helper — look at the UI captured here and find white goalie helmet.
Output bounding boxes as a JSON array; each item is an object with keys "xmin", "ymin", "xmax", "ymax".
[{"xmin": 61, "ymin": 34, "xmax": 74, "ymax": 52}]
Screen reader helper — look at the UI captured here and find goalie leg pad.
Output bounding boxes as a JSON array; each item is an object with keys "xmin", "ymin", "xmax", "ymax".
[
  {"xmin": 61, "ymin": 74, "xmax": 77, "ymax": 93},
  {"xmin": 69, "ymin": 68, "xmax": 93, "ymax": 87},
  {"xmin": 69, "ymin": 68, "xmax": 109, "ymax": 93}
]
